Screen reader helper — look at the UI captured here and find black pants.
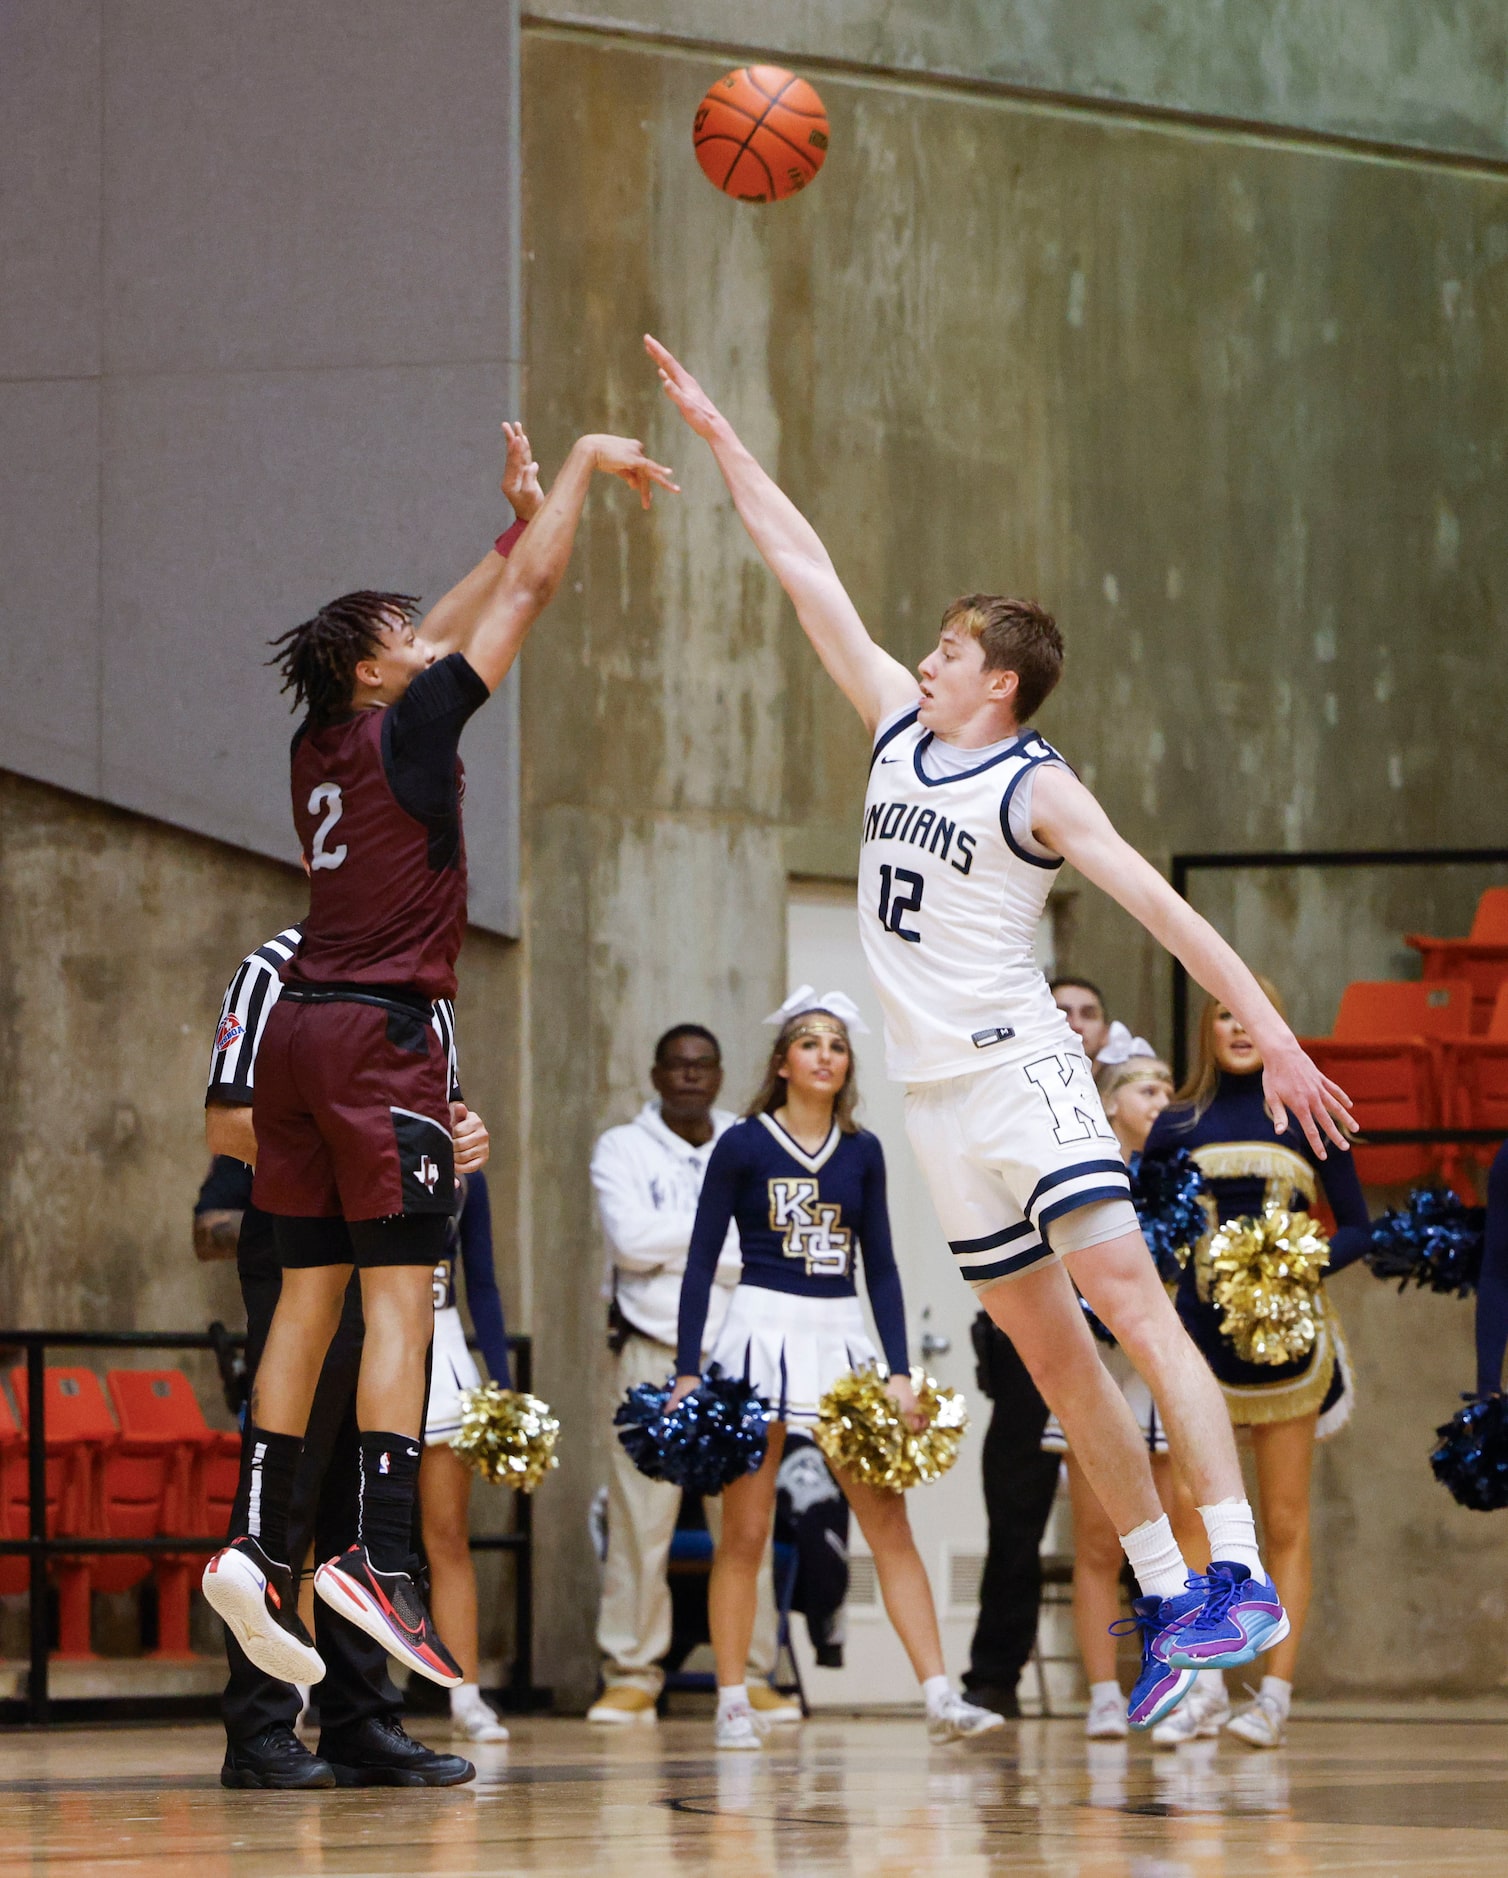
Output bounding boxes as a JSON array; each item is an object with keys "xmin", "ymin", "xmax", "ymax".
[
  {"xmin": 222, "ymin": 1222, "xmax": 401, "ymax": 1745},
  {"xmin": 964, "ymin": 1315, "xmax": 1061, "ymax": 1697}
]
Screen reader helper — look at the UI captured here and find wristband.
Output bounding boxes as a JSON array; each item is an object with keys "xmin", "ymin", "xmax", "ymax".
[{"xmin": 494, "ymin": 517, "xmax": 527, "ymax": 558}]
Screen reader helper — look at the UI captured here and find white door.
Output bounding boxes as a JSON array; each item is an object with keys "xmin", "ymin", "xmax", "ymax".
[{"xmin": 785, "ymin": 881, "xmax": 992, "ymax": 1707}]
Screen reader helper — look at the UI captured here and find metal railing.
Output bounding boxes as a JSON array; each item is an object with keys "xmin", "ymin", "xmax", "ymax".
[{"xmin": 0, "ymin": 1328, "xmax": 536, "ymax": 1727}]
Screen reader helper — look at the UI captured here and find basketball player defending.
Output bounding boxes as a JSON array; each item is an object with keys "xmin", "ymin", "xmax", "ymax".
[
  {"xmin": 204, "ymin": 425, "xmax": 678, "ymax": 1690},
  {"xmin": 647, "ymin": 336, "xmax": 1356, "ymax": 1728}
]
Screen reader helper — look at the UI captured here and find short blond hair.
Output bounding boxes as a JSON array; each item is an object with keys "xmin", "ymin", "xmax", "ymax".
[
  {"xmin": 941, "ymin": 593, "xmax": 1064, "ymax": 721},
  {"xmin": 1098, "ymin": 1057, "xmax": 1173, "ymax": 1111}
]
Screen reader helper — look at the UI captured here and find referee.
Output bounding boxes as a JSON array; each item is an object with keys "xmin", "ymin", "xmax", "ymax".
[{"xmin": 202, "ymin": 921, "xmax": 483, "ymax": 1789}]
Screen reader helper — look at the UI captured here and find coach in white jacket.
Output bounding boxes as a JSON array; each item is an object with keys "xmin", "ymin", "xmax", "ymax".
[{"xmin": 587, "ymin": 1023, "xmax": 785, "ymax": 1723}]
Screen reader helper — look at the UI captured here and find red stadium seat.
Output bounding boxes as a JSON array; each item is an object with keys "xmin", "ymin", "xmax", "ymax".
[
  {"xmin": 1406, "ymin": 888, "xmax": 1508, "ymax": 1033},
  {"xmin": 1299, "ymin": 979, "xmax": 1473, "ymax": 1189},
  {"xmin": 106, "ymin": 1370, "xmax": 217, "ymax": 1657},
  {"xmin": 0, "ymin": 1384, "xmax": 29, "ymax": 1597},
  {"xmin": 1440, "ymin": 983, "xmax": 1508, "ymax": 1170},
  {"xmin": 9, "ymin": 1367, "xmax": 122, "ymax": 1657}
]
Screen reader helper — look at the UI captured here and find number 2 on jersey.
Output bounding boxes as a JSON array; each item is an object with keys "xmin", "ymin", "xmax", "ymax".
[
  {"xmin": 877, "ymin": 864, "xmax": 923, "ymax": 943},
  {"xmin": 308, "ymin": 782, "xmax": 348, "ymax": 871}
]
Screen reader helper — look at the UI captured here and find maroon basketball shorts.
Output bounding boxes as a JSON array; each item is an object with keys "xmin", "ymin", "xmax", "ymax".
[{"xmin": 252, "ymin": 992, "xmax": 454, "ymax": 1232}]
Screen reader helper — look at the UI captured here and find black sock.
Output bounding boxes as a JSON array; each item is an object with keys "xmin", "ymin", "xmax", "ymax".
[
  {"xmin": 244, "ymin": 1427, "xmax": 302, "ymax": 1565},
  {"xmin": 359, "ymin": 1431, "xmax": 422, "ymax": 1573}
]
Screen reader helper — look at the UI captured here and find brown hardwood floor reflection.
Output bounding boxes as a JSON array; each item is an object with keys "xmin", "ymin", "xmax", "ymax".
[{"xmin": 0, "ymin": 1714, "xmax": 1505, "ymax": 1874}]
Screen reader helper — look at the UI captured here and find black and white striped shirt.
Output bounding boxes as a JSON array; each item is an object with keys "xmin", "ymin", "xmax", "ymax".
[{"xmin": 205, "ymin": 924, "xmax": 461, "ymax": 1107}]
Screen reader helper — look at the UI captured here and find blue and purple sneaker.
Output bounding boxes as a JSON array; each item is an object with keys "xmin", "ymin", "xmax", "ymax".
[
  {"xmin": 1115, "ymin": 1590, "xmax": 1204, "ymax": 1730},
  {"xmin": 1164, "ymin": 1561, "xmax": 1289, "ymax": 1669}
]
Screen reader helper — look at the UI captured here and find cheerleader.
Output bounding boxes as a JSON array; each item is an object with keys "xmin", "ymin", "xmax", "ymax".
[
  {"xmin": 671, "ymin": 990, "xmax": 1004, "ymax": 1752},
  {"xmin": 1041, "ymin": 1057, "xmax": 1210, "ymax": 1742},
  {"xmin": 1145, "ymin": 986, "xmax": 1371, "ymax": 1749},
  {"xmin": 1473, "ymin": 1141, "xmax": 1508, "ymax": 1396},
  {"xmin": 420, "ymin": 1170, "xmax": 512, "ymax": 1744}
]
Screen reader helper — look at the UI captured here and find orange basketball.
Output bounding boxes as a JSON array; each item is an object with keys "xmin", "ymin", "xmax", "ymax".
[{"xmin": 692, "ymin": 65, "xmax": 829, "ymax": 203}]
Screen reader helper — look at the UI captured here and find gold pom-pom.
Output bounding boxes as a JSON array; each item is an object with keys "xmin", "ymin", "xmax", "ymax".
[
  {"xmin": 451, "ymin": 1383, "xmax": 560, "ymax": 1492},
  {"xmin": 811, "ymin": 1366, "xmax": 968, "ymax": 1493},
  {"xmin": 1208, "ymin": 1207, "xmax": 1330, "ymax": 1366}
]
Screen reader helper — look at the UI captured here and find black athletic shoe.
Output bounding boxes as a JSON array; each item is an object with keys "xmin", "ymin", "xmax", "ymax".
[
  {"xmin": 320, "ymin": 1713, "xmax": 476, "ymax": 1787},
  {"xmin": 962, "ymin": 1683, "xmax": 1022, "ymax": 1719},
  {"xmin": 202, "ymin": 1536, "xmax": 326, "ymax": 1685},
  {"xmin": 313, "ymin": 1545, "xmax": 463, "ymax": 1687},
  {"xmin": 221, "ymin": 1723, "xmax": 336, "ymax": 1790}
]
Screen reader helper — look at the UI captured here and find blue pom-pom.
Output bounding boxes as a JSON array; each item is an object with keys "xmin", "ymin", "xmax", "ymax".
[
  {"xmin": 613, "ymin": 1365, "xmax": 769, "ymax": 1496},
  {"xmin": 1367, "ymin": 1188, "xmax": 1485, "ymax": 1298},
  {"xmin": 1132, "ymin": 1149, "xmax": 1209, "ymax": 1283},
  {"xmin": 1430, "ymin": 1394, "xmax": 1508, "ymax": 1511}
]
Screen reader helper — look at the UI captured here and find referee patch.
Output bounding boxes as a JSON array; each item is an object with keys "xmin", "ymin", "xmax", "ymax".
[{"xmin": 215, "ymin": 1013, "xmax": 245, "ymax": 1053}]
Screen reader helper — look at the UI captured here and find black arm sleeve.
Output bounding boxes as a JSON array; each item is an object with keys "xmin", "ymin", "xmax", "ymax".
[
  {"xmin": 1475, "ymin": 1142, "xmax": 1508, "ymax": 1397},
  {"xmin": 856, "ymin": 1134, "xmax": 910, "ymax": 1375},
  {"xmin": 1315, "ymin": 1142, "xmax": 1372, "ymax": 1274},
  {"xmin": 195, "ymin": 1155, "xmax": 254, "ymax": 1214},
  {"xmin": 383, "ymin": 652, "xmax": 490, "ymax": 824},
  {"xmin": 675, "ymin": 1132, "xmax": 744, "ymax": 1377}
]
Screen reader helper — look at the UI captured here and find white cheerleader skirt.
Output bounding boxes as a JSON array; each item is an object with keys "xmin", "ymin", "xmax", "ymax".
[
  {"xmin": 1042, "ymin": 1345, "xmax": 1168, "ymax": 1456},
  {"xmin": 425, "ymin": 1305, "xmax": 481, "ymax": 1447},
  {"xmin": 706, "ymin": 1284, "xmax": 879, "ymax": 1425}
]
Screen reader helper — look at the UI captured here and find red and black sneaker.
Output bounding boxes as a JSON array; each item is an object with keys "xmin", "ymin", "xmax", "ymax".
[
  {"xmin": 313, "ymin": 1545, "xmax": 463, "ymax": 1687},
  {"xmin": 202, "ymin": 1536, "xmax": 326, "ymax": 1685}
]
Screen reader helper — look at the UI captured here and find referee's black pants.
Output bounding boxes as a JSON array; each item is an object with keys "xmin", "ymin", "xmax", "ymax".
[
  {"xmin": 963, "ymin": 1314, "xmax": 1061, "ymax": 1702},
  {"xmin": 222, "ymin": 1221, "xmax": 401, "ymax": 1745}
]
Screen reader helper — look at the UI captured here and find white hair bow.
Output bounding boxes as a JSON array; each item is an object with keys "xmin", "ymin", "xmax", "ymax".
[
  {"xmin": 763, "ymin": 984, "xmax": 871, "ymax": 1034},
  {"xmin": 1095, "ymin": 1019, "xmax": 1157, "ymax": 1066}
]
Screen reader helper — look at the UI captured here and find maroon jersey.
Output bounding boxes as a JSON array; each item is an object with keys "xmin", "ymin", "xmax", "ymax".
[{"xmin": 285, "ymin": 652, "xmax": 489, "ymax": 1001}]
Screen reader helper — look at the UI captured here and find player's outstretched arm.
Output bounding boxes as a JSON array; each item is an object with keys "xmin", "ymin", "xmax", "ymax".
[
  {"xmin": 646, "ymin": 334, "xmax": 917, "ymax": 736},
  {"xmin": 435, "ymin": 432, "xmax": 679, "ymax": 694},
  {"xmin": 420, "ymin": 421, "xmax": 546, "ymax": 658},
  {"xmin": 1031, "ymin": 765, "xmax": 1358, "ymax": 1158}
]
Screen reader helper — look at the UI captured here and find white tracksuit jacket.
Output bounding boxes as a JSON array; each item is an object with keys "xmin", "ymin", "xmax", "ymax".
[{"xmin": 590, "ymin": 1101, "xmax": 742, "ymax": 1351}]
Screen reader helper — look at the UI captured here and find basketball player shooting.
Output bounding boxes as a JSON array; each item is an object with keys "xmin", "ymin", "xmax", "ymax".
[
  {"xmin": 647, "ymin": 334, "xmax": 1356, "ymax": 1730},
  {"xmin": 203, "ymin": 425, "xmax": 678, "ymax": 1693}
]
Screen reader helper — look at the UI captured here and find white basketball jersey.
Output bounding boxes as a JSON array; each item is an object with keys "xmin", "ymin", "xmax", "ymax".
[{"xmin": 857, "ymin": 708, "xmax": 1076, "ymax": 1083}]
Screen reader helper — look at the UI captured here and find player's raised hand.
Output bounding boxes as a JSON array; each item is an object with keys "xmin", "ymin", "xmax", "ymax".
[
  {"xmin": 501, "ymin": 420, "xmax": 543, "ymax": 521},
  {"xmin": 645, "ymin": 334, "xmax": 724, "ymax": 440},
  {"xmin": 584, "ymin": 434, "xmax": 680, "ymax": 509},
  {"xmin": 1261, "ymin": 1043, "xmax": 1357, "ymax": 1159}
]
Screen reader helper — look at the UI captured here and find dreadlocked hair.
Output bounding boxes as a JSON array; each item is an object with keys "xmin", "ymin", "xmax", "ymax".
[{"xmin": 267, "ymin": 590, "xmax": 420, "ymax": 723}]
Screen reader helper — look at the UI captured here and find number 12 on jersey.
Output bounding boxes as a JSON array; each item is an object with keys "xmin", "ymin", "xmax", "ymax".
[{"xmin": 876, "ymin": 864, "xmax": 923, "ymax": 943}]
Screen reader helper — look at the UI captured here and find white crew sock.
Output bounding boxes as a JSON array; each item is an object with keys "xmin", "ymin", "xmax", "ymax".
[
  {"xmin": 450, "ymin": 1680, "xmax": 481, "ymax": 1714},
  {"xmin": 717, "ymin": 1682, "xmax": 749, "ymax": 1717},
  {"xmin": 1119, "ymin": 1514, "xmax": 1189, "ymax": 1602},
  {"xmin": 921, "ymin": 1674, "xmax": 952, "ymax": 1717},
  {"xmin": 1195, "ymin": 1668, "xmax": 1227, "ymax": 1700},
  {"xmin": 1087, "ymin": 1679, "xmax": 1122, "ymax": 1708},
  {"xmin": 1199, "ymin": 1497, "xmax": 1265, "ymax": 1577},
  {"xmin": 1258, "ymin": 1675, "xmax": 1292, "ymax": 1720}
]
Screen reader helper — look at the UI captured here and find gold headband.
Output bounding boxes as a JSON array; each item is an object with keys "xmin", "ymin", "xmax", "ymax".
[{"xmin": 788, "ymin": 1016, "xmax": 847, "ymax": 1042}]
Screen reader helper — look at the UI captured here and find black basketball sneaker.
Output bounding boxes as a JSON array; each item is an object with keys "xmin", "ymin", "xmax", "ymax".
[
  {"xmin": 313, "ymin": 1545, "xmax": 463, "ymax": 1686},
  {"xmin": 202, "ymin": 1535, "xmax": 326, "ymax": 1684}
]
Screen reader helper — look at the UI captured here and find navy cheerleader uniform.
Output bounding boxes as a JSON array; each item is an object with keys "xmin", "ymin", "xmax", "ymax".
[
  {"xmin": 1145, "ymin": 1070, "xmax": 1371, "ymax": 1436},
  {"xmin": 677, "ymin": 1114, "xmax": 909, "ymax": 1424}
]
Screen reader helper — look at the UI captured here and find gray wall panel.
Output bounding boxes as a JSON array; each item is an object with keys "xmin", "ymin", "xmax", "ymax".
[
  {"xmin": 0, "ymin": 0, "xmax": 102, "ymax": 379},
  {"xmin": 104, "ymin": 0, "xmax": 515, "ymax": 374},
  {"xmin": 0, "ymin": 380, "xmax": 102, "ymax": 798},
  {"xmin": 528, "ymin": 2, "xmax": 1508, "ymax": 162},
  {"xmin": 99, "ymin": 362, "xmax": 519, "ymax": 926},
  {"xmin": 2, "ymin": 1, "xmax": 521, "ymax": 934}
]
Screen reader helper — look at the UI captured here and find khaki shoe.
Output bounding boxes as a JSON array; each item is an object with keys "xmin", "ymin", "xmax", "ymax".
[
  {"xmin": 747, "ymin": 1684, "xmax": 803, "ymax": 1724},
  {"xmin": 586, "ymin": 1685, "xmax": 658, "ymax": 1725}
]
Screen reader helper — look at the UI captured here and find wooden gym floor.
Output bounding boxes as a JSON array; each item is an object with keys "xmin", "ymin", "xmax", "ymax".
[{"xmin": 2, "ymin": 1712, "xmax": 1507, "ymax": 1875}]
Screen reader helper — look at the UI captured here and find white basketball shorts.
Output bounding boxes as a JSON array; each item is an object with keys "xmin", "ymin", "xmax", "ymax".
[{"xmin": 902, "ymin": 1043, "xmax": 1135, "ymax": 1292}]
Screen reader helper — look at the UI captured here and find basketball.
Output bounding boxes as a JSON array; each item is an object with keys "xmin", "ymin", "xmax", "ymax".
[{"xmin": 692, "ymin": 65, "xmax": 829, "ymax": 202}]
